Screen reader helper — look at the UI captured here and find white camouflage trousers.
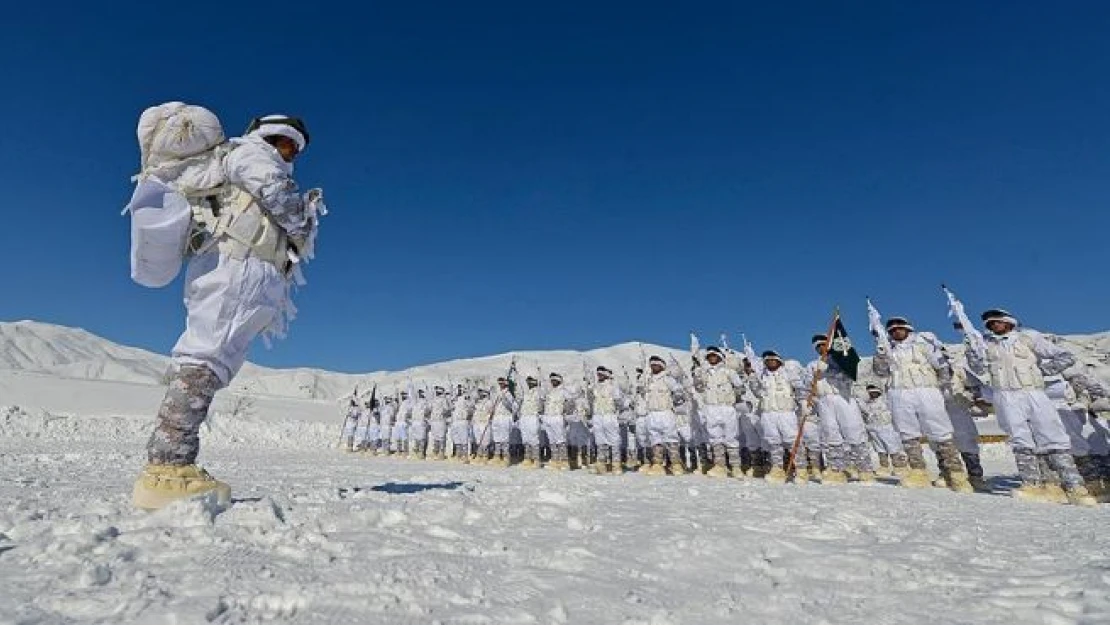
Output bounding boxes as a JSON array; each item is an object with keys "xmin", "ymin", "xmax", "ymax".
[
  {"xmin": 172, "ymin": 251, "xmax": 288, "ymax": 386},
  {"xmin": 491, "ymin": 415, "xmax": 514, "ymax": 444},
  {"xmin": 592, "ymin": 414, "xmax": 621, "ymax": 448},
  {"xmin": 542, "ymin": 414, "xmax": 567, "ymax": 445},
  {"xmin": 519, "ymin": 415, "xmax": 541, "ymax": 447},
  {"xmin": 646, "ymin": 411, "xmax": 680, "ymax": 445},
  {"xmin": 888, "ymin": 387, "xmax": 954, "ymax": 443},
  {"xmin": 993, "ymin": 389, "xmax": 1070, "ymax": 452},
  {"xmin": 815, "ymin": 395, "xmax": 868, "ymax": 446},
  {"xmin": 702, "ymin": 404, "xmax": 740, "ymax": 448}
]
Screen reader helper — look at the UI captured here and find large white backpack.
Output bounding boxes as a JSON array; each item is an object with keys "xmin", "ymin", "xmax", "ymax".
[{"xmin": 124, "ymin": 102, "xmax": 230, "ymax": 288}]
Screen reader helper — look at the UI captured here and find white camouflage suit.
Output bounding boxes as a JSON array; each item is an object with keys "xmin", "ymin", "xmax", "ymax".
[
  {"xmin": 449, "ymin": 393, "xmax": 473, "ymax": 451},
  {"xmin": 518, "ymin": 384, "xmax": 545, "ymax": 462},
  {"xmin": 489, "ymin": 389, "xmax": 518, "ymax": 461},
  {"xmin": 693, "ymin": 361, "xmax": 744, "ymax": 470},
  {"xmin": 967, "ymin": 327, "xmax": 1081, "ymax": 489},
  {"xmin": 471, "ymin": 393, "xmax": 495, "ymax": 456},
  {"xmin": 805, "ymin": 359, "xmax": 873, "ymax": 474},
  {"xmin": 858, "ymin": 393, "xmax": 904, "ymax": 457},
  {"xmin": 591, "ymin": 377, "xmax": 627, "ymax": 460},
  {"xmin": 872, "ymin": 333, "xmax": 956, "ymax": 444},
  {"xmin": 391, "ymin": 397, "xmax": 411, "ymax": 453},
  {"xmin": 428, "ymin": 391, "xmax": 451, "ymax": 457},
  {"xmin": 146, "ymin": 125, "xmax": 318, "ymax": 468},
  {"xmin": 749, "ymin": 360, "xmax": 814, "ymax": 471}
]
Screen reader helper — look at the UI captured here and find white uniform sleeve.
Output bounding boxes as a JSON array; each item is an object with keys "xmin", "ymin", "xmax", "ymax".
[
  {"xmin": 1026, "ymin": 330, "xmax": 1076, "ymax": 375},
  {"xmin": 224, "ymin": 138, "xmax": 311, "ymax": 238}
]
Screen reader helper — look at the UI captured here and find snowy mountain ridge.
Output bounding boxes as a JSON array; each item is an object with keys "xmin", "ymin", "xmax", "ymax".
[
  {"xmin": 3, "ymin": 319, "xmax": 1109, "ymax": 402},
  {"xmin": 0, "ymin": 320, "xmax": 686, "ymax": 401}
]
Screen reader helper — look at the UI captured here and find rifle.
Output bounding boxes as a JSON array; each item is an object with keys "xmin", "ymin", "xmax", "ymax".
[
  {"xmin": 942, "ymin": 284, "xmax": 986, "ymax": 360},
  {"xmin": 866, "ymin": 297, "xmax": 891, "ymax": 355}
]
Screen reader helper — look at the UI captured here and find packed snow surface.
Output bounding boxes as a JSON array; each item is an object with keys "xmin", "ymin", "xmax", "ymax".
[{"xmin": 1, "ymin": 320, "xmax": 1108, "ymax": 623}]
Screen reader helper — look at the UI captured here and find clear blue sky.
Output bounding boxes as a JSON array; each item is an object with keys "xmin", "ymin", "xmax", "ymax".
[{"xmin": 2, "ymin": 1, "xmax": 1109, "ymax": 372}]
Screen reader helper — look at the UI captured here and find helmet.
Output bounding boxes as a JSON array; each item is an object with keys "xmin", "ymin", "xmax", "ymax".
[{"xmin": 245, "ymin": 115, "xmax": 310, "ymax": 150}]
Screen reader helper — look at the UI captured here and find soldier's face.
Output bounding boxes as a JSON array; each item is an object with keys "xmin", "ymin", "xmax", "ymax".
[
  {"xmin": 707, "ymin": 353, "xmax": 722, "ymax": 366},
  {"xmin": 764, "ymin": 358, "xmax": 782, "ymax": 372},
  {"xmin": 498, "ymin": 381, "xmax": 508, "ymax": 390},
  {"xmin": 868, "ymin": 391, "xmax": 882, "ymax": 400},
  {"xmin": 987, "ymin": 320, "xmax": 1014, "ymax": 335},
  {"xmin": 527, "ymin": 380, "xmax": 538, "ymax": 389},
  {"xmin": 551, "ymin": 380, "xmax": 562, "ymax": 388},
  {"xmin": 650, "ymin": 363, "xmax": 664, "ymax": 375},
  {"xmin": 814, "ymin": 343, "xmax": 828, "ymax": 356},
  {"xmin": 889, "ymin": 328, "xmax": 910, "ymax": 342}
]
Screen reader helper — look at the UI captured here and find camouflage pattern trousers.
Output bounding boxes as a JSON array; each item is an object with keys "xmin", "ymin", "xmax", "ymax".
[{"xmin": 147, "ymin": 364, "xmax": 221, "ymax": 465}]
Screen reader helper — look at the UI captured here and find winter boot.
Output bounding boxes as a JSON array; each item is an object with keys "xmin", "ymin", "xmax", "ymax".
[
  {"xmin": 848, "ymin": 442, "xmax": 876, "ymax": 477},
  {"xmin": 739, "ymin": 447, "xmax": 754, "ymax": 477},
  {"xmin": 821, "ymin": 444, "xmax": 849, "ymax": 483},
  {"xmin": 1045, "ymin": 451, "xmax": 1098, "ymax": 507},
  {"xmin": 877, "ymin": 452, "xmax": 891, "ymax": 475},
  {"xmin": 520, "ymin": 446, "xmax": 538, "ymax": 469},
  {"xmin": 804, "ymin": 448, "xmax": 822, "ymax": 482},
  {"xmin": 934, "ymin": 441, "xmax": 973, "ymax": 494},
  {"xmin": 706, "ymin": 443, "xmax": 728, "ymax": 477},
  {"xmin": 641, "ymin": 445, "xmax": 666, "ymax": 476},
  {"xmin": 1075, "ymin": 456, "xmax": 1103, "ymax": 498},
  {"xmin": 1010, "ymin": 447, "xmax": 1046, "ymax": 501},
  {"xmin": 667, "ymin": 444, "xmax": 685, "ymax": 475},
  {"xmin": 132, "ymin": 464, "xmax": 231, "ymax": 511},
  {"xmin": 552, "ymin": 444, "xmax": 570, "ymax": 470},
  {"xmin": 765, "ymin": 466, "xmax": 788, "ymax": 483},
  {"xmin": 959, "ymin": 452, "xmax": 988, "ymax": 492},
  {"xmin": 891, "ymin": 453, "xmax": 909, "ymax": 478}
]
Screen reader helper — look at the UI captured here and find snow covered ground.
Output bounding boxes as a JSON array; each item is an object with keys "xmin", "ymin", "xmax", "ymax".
[
  {"xmin": 2, "ymin": 321, "xmax": 1109, "ymax": 624},
  {"xmin": 2, "ymin": 385, "xmax": 1108, "ymax": 624}
]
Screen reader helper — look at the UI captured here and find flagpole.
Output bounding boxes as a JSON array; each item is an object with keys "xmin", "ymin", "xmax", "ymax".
[{"xmin": 786, "ymin": 306, "xmax": 840, "ymax": 478}]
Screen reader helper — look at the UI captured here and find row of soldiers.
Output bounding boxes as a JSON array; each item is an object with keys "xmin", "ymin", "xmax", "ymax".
[{"xmin": 339, "ymin": 305, "xmax": 1110, "ymax": 507}]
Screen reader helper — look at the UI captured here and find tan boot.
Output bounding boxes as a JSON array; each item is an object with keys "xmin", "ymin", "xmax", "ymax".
[
  {"xmin": 901, "ymin": 469, "xmax": 932, "ymax": 489},
  {"xmin": 132, "ymin": 464, "xmax": 231, "ymax": 511},
  {"xmin": 705, "ymin": 464, "xmax": 729, "ymax": 478},
  {"xmin": 821, "ymin": 470, "xmax": 848, "ymax": 485},
  {"xmin": 969, "ymin": 475, "xmax": 991, "ymax": 493},
  {"xmin": 1065, "ymin": 485, "xmax": 1098, "ymax": 507},
  {"xmin": 642, "ymin": 461, "xmax": 666, "ymax": 476},
  {"xmin": 1011, "ymin": 485, "xmax": 1047, "ymax": 502},
  {"xmin": 856, "ymin": 470, "xmax": 878, "ymax": 484},
  {"xmin": 1042, "ymin": 484, "xmax": 1069, "ymax": 504},
  {"xmin": 764, "ymin": 466, "xmax": 787, "ymax": 483},
  {"xmin": 946, "ymin": 471, "xmax": 974, "ymax": 494}
]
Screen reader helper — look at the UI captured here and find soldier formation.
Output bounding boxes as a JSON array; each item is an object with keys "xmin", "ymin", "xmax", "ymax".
[{"xmin": 338, "ymin": 298, "xmax": 1110, "ymax": 508}]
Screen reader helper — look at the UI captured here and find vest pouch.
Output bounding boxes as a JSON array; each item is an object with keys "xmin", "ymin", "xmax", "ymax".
[{"xmin": 125, "ymin": 178, "xmax": 192, "ymax": 288}]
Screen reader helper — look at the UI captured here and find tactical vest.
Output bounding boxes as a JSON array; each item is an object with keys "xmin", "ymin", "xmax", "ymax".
[
  {"xmin": 520, "ymin": 389, "xmax": 542, "ymax": 417},
  {"xmin": 646, "ymin": 375, "xmax": 675, "ymax": 412},
  {"xmin": 593, "ymin": 381, "xmax": 618, "ymax": 415},
  {"xmin": 986, "ymin": 334, "xmax": 1044, "ymax": 391},
  {"xmin": 888, "ymin": 339, "xmax": 940, "ymax": 389},
  {"xmin": 759, "ymin": 370, "xmax": 796, "ymax": 413},
  {"xmin": 544, "ymin": 388, "xmax": 568, "ymax": 416},
  {"xmin": 703, "ymin": 366, "xmax": 737, "ymax": 406},
  {"xmin": 190, "ymin": 184, "xmax": 293, "ymax": 273}
]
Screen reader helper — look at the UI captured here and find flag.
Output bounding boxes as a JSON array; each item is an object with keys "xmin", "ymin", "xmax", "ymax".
[
  {"xmin": 506, "ymin": 358, "xmax": 518, "ymax": 396},
  {"xmin": 828, "ymin": 315, "xmax": 861, "ymax": 381}
]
